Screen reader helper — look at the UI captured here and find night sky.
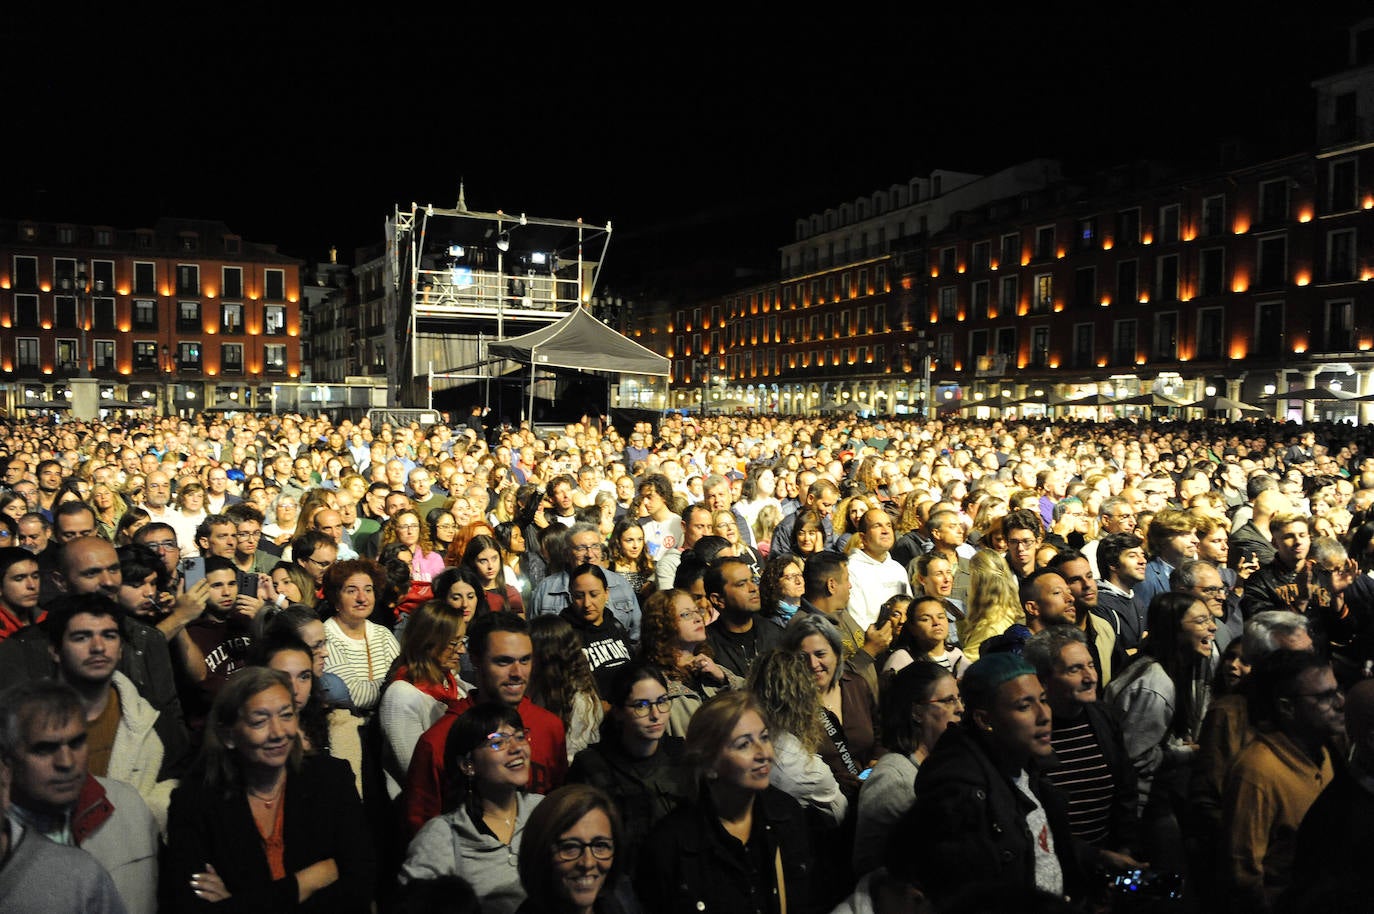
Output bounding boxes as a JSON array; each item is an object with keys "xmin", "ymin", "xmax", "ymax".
[{"xmin": 7, "ymin": 7, "xmax": 1367, "ymax": 291}]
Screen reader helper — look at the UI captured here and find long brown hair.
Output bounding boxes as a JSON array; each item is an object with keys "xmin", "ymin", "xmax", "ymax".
[
  {"xmin": 527, "ymin": 615, "xmax": 600, "ymax": 728},
  {"xmin": 637, "ymin": 588, "xmax": 712, "ymax": 680}
]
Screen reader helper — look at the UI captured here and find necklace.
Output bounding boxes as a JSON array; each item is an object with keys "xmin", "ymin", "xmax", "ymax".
[{"xmin": 247, "ymin": 780, "xmax": 286, "ymax": 807}]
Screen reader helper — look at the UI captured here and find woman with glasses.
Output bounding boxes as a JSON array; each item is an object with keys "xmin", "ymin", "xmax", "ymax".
[
  {"xmin": 380, "ymin": 599, "xmax": 470, "ymax": 798},
  {"xmin": 399, "ymin": 704, "xmax": 541, "ymax": 914},
  {"xmin": 758, "ymin": 554, "xmax": 805, "ymax": 628},
  {"xmin": 711, "ymin": 510, "xmax": 761, "ymax": 576},
  {"xmin": 852, "ymin": 661, "xmax": 962, "ymax": 875},
  {"xmin": 566, "ymin": 663, "xmax": 693, "ymax": 877},
  {"xmin": 380, "ymin": 508, "xmax": 446, "ymax": 588},
  {"xmin": 517, "ymin": 784, "xmax": 625, "ymax": 914},
  {"xmin": 637, "ymin": 589, "xmax": 740, "ymax": 738},
  {"xmin": 637, "ymin": 690, "xmax": 812, "ymax": 914}
]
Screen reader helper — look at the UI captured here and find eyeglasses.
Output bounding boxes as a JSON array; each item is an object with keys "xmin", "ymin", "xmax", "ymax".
[
  {"xmin": 925, "ymin": 694, "xmax": 964, "ymax": 708},
  {"xmin": 447, "ymin": 636, "xmax": 469, "ymax": 651},
  {"xmin": 553, "ymin": 838, "xmax": 615, "ymax": 861},
  {"xmin": 144, "ymin": 540, "xmax": 179, "ymax": 551},
  {"xmin": 1181, "ymin": 616, "xmax": 1215, "ymax": 628},
  {"xmin": 1197, "ymin": 585, "xmax": 1227, "ymax": 597},
  {"xmin": 571, "ymin": 543, "xmax": 604, "ymax": 556},
  {"xmin": 395, "ymin": 524, "xmax": 419, "ymax": 532},
  {"xmin": 780, "ymin": 573, "xmax": 804, "ymax": 583},
  {"xmin": 481, "ymin": 729, "xmax": 528, "ymax": 752},
  {"xmin": 1294, "ymin": 688, "xmax": 1343, "ymax": 708},
  {"xmin": 304, "ymin": 556, "xmax": 333, "ymax": 569},
  {"xmin": 235, "ymin": 530, "xmax": 262, "ymax": 540},
  {"xmin": 624, "ymin": 695, "xmax": 673, "ymax": 717},
  {"xmin": 676, "ymin": 609, "xmax": 704, "ymax": 622}
]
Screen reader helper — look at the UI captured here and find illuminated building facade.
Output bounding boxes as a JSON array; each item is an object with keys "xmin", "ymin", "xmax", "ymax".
[
  {"xmin": 667, "ymin": 162, "xmax": 1063, "ymax": 414},
  {"xmin": 0, "ymin": 217, "xmax": 304, "ymax": 416}
]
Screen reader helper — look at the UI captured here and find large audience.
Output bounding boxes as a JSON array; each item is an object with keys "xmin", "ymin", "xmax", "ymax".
[{"xmin": 1, "ymin": 407, "xmax": 1372, "ymax": 912}]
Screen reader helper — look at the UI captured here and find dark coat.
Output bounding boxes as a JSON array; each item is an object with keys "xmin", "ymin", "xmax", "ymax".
[
  {"xmin": 1045, "ymin": 700, "xmax": 1139, "ymax": 853},
  {"xmin": 636, "ymin": 784, "xmax": 814, "ymax": 914},
  {"xmin": 567, "ymin": 731, "xmax": 695, "ymax": 873},
  {"xmin": 905, "ymin": 724, "xmax": 1087, "ymax": 906},
  {"xmin": 1282, "ymin": 764, "xmax": 1374, "ymax": 914},
  {"xmin": 161, "ymin": 753, "xmax": 374, "ymax": 913}
]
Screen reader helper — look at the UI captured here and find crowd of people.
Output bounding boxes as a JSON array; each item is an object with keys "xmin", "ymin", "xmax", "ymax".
[{"xmin": 1, "ymin": 407, "xmax": 1373, "ymax": 913}]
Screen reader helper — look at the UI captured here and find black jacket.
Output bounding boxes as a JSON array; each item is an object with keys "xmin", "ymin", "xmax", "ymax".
[
  {"xmin": 567, "ymin": 731, "xmax": 695, "ymax": 873},
  {"xmin": 905, "ymin": 724, "xmax": 1087, "ymax": 906},
  {"xmin": 1043, "ymin": 701, "xmax": 1138, "ymax": 853},
  {"xmin": 161, "ymin": 753, "xmax": 375, "ymax": 913},
  {"xmin": 637, "ymin": 784, "xmax": 814, "ymax": 914}
]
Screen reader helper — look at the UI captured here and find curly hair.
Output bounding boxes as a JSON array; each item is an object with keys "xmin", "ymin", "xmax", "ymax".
[
  {"xmin": 758, "ymin": 553, "xmax": 805, "ymax": 620},
  {"xmin": 637, "ymin": 588, "xmax": 712, "ymax": 680},
  {"xmin": 527, "ymin": 615, "xmax": 601, "ymax": 729},
  {"xmin": 321, "ymin": 558, "xmax": 388, "ymax": 613},
  {"xmin": 378, "ymin": 508, "xmax": 438, "ymax": 560},
  {"xmin": 746, "ymin": 647, "xmax": 824, "ymax": 754}
]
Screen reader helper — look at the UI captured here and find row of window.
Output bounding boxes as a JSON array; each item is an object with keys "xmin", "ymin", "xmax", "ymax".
[
  {"xmin": 8, "ymin": 257, "xmax": 289, "ymax": 300},
  {"xmin": 8, "ymin": 339, "xmax": 288, "ymax": 373},
  {"xmin": 673, "ymin": 344, "xmax": 892, "ymax": 382},
  {"xmin": 5, "ymin": 295, "xmax": 288, "ymax": 335},
  {"xmin": 934, "ymin": 229, "xmax": 1358, "ymax": 320},
  {"xmin": 935, "ymin": 160, "xmax": 1362, "ymax": 274},
  {"xmin": 17, "ymin": 226, "xmax": 242, "ymax": 254}
]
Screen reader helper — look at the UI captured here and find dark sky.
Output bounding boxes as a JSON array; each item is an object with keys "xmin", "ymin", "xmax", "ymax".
[{"xmin": 7, "ymin": 7, "xmax": 1366, "ymax": 289}]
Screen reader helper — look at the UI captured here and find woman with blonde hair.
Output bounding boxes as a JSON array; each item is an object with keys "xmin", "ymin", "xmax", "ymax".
[
  {"xmin": 744, "ymin": 647, "xmax": 847, "ymax": 826},
  {"xmin": 89, "ymin": 482, "xmax": 128, "ymax": 541},
  {"xmin": 834, "ymin": 495, "xmax": 872, "ymax": 552},
  {"xmin": 958, "ymin": 550, "xmax": 1025, "ymax": 663}
]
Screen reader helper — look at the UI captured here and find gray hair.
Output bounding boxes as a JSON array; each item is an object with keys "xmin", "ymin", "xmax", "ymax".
[
  {"xmin": 0, "ymin": 680, "xmax": 84, "ymax": 764},
  {"xmin": 1023, "ymin": 626, "xmax": 1089, "ymax": 678},
  {"xmin": 1310, "ymin": 537, "xmax": 1347, "ymax": 568},
  {"xmin": 1170, "ymin": 558, "xmax": 1221, "ymax": 592},
  {"xmin": 1242, "ymin": 611, "xmax": 1311, "ymax": 661}
]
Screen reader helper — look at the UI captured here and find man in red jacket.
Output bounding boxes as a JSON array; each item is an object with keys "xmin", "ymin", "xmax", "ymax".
[{"xmin": 402, "ymin": 611, "xmax": 566, "ymax": 838}]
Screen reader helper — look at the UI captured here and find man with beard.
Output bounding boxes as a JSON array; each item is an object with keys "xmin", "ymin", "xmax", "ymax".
[
  {"xmin": 1048, "ymin": 551, "xmax": 1123, "ymax": 686},
  {"xmin": 1222, "ymin": 651, "xmax": 1344, "ymax": 912},
  {"xmin": 1021, "ymin": 569, "xmax": 1077, "ymax": 635},
  {"xmin": 401, "ymin": 612, "xmax": 567, "ymax": 839}
]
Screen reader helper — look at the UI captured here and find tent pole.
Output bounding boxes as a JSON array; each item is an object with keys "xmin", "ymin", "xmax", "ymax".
[{"xmin": 527, "ymin": 358, "xmax": 536, "ymax": 424}]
